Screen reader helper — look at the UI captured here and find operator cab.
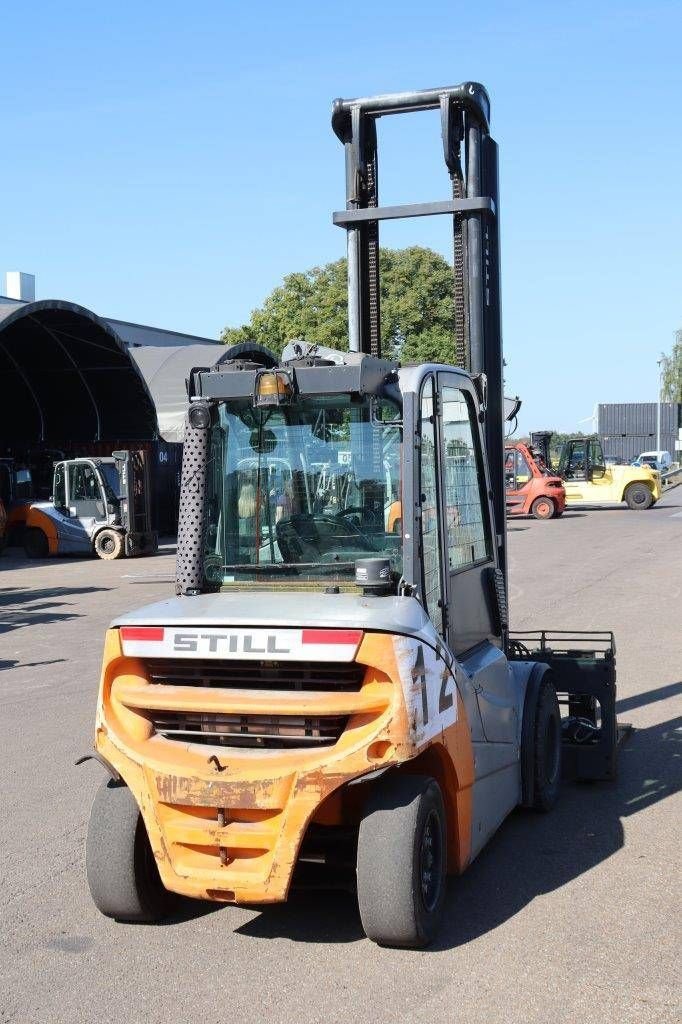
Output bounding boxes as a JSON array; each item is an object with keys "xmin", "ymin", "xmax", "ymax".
[
  {"xmin": 52, "ymin": 458, "xmax": 121, "ymax": 523},
  {"xmin": 558, "ymin": 438, "xmax": 606, "ymax": 482},
  {"xmin": 192, "ymin": 343, "xmax": 503, "ymax": 659}
]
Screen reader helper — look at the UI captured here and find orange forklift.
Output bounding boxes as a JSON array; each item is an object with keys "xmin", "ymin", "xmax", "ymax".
[
  {"xmin": 82, "ymin": 81, "xmax": 622, "ymax": 949},
  {"xmin": 505, "ymin": 441, "xmax": 566, "ymax": 520}
]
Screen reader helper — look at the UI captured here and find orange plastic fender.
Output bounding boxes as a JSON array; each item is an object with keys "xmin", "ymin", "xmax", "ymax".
[{"xmin": 25, "ymin": 506, "xmax": 60, "ymax": 554}]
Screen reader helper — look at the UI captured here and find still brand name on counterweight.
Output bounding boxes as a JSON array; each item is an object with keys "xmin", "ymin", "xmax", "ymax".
[{"xmin": 173, "ymin": 632, "xmax": 292, "ymax": 654}]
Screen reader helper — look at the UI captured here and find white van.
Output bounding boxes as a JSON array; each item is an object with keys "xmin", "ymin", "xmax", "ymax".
[{"xmin": 634, "ymin": 450, "xmax": 673, "ymax": 472}]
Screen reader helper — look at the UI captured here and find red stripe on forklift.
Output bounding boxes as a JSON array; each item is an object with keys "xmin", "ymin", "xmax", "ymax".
[
  {"xmin": 302, "ymin": 629, "xmax": 363, "ymax": 645},
  {"xmin": 120, "ymin": 626, "xmax": 165, "ymax": 642}
]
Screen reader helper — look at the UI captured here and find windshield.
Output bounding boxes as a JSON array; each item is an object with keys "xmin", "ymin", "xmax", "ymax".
[
  {"xmin": 99, "ymin": 463, "xmax": 121, "ymax": 504},
  {"xmin": 204, "ymin": 395, "xmax": 402, "ymax": 585}
]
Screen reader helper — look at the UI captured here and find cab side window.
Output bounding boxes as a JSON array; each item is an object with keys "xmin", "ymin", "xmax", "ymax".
[
  {"xmin": 14, "ymin": 468, "xmax": 33, "ymax": 500},
  {"xmin": 419, "ymin": 377, "xmax": 444, "ymax": 633},
  {"xmin": 566, "ymin": 441, "xmax": 587, "ymax": 479},
  {"xmin": 441, "ymin": 387, "xmax": 490, "ymax": 571},
  {"xmin": 69, "ymin": 464, "xmax": 99, "ymax": 502},
  {"xmin": 589, "ymin": 440, "xmax": 605, "ymax": 478},
  {"xmin": 515, "ymin": 451, "xmax": 531, "ymax": 483},
  {"xmin": 53, "ymin": 464, "xmax": 66, "ymax": 508},
  {"xmin": 504, "ymin": 451, "xmax": 515, "ymax": 490}
]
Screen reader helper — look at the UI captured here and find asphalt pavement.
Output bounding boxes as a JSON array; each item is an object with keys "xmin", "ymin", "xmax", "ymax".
[{"xmin": 1, "ymin": 494, "xmax": 680, "ymax": 1024}]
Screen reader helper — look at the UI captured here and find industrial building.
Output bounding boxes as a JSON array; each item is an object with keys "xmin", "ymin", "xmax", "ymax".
[
  {"xmin": 0, "ymin": 272, "xmax": 222, "ymax": 533},
  {"xmin": 599, "ymin": 402, "xmax": 682, "ymax": 463}
]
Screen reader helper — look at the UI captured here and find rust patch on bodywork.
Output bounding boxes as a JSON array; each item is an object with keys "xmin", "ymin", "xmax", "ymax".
[{"xmin": 153, "ymin": 772, "xmax": 292, "ymax": 809}]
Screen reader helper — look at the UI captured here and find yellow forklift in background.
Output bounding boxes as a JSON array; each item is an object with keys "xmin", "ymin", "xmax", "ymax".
[{"xmin": 531, "ymin": 432, "xmax": 661, "ymax": 510}]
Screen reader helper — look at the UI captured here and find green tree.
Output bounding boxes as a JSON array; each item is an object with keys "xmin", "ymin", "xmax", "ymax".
[
  {"xmin": 221, "ymin": 246, "xmax": 458, "ymax": 363},
  {"xmin": 660, "ymin": 330, "xmax": 682, "ymax": 403}
]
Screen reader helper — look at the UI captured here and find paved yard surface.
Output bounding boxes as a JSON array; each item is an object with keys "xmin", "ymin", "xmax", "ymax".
[{"xmin": 1, "ymin": 495, "xmax": 680, "ymax": 1024}]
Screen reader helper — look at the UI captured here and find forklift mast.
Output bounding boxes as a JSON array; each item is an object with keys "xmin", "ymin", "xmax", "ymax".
[
  {"xmin": 331, "ymin": 83, "xmax": 506, "ymax": 578},
  {"xmin": 112, "ymin": 450, "xmax": 153, "ymax": 537},
  {"xmin": 530, "ymin": 431, "xmax": 554, "ymax": 470}
]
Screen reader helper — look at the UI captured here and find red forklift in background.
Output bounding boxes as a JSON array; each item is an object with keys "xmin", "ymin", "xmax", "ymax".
[{"xmin": 505, "ymin": 441, "xmax": 566, "ymax": 519}]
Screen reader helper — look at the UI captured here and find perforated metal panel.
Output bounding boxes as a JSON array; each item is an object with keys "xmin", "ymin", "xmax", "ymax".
[{"xmin": 175, "ymin": 415, "xmax": 210, "ymax": 595}]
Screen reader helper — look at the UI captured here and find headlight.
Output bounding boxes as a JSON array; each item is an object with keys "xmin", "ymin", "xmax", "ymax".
[{"xmin": 188, "ymin": 402, "xmax": 211, "ymax": 430}]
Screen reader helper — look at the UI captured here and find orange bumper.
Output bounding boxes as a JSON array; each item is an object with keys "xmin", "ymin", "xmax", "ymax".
[{"xmin": 95, "ymin": 627, "xmax": 474, "ymax": 904}]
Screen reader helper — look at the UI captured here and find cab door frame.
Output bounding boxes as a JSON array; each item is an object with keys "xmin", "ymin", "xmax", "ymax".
[
  {"xmin": 435, "ymin": 371, "xmax": 500, "ymax": 656},
  {"xmin": 430, "ymin": 372, "xmax": 520, "ymax": 853},
  {"xmin": 55, "ymin": 460, "xmax": 98, "ymax": 553},
  {"xmin": 433, "ymin": 372, "xmax": 518, "ymax": 747}
]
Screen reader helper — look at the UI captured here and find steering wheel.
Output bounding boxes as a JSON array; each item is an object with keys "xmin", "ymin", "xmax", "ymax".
[
  {"xmin": 336, "ymin": 506, "xmax": 366, "ymax": 518},
  {"xmin": 276, "ymin": 511, "xmax": 377, "ymax": 562},
  {"xmin": 310, "ymin": 511, "xmax": 376, "ymax": 552}
]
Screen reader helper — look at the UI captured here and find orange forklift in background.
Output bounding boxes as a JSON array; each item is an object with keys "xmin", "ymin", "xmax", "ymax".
[{"xmin": 505, "ymin": 441, "xmax": 566, "ymax": 520}]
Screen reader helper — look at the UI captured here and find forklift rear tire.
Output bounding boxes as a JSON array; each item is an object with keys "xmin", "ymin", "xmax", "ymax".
[
  {"xmin": 356, "ymin": 774, "xmax": 447, "ymax": 948},
  {"xmin": 624, "ymin": 483, "xmax": 653, "ymax": 510},
  {"xmin": 531, "ymin": 680, "xmax": 562, "ymax": 812},
  {"xmin": 94, "ymin": 528, "xmax": 124, "ymax": 560},
  {"xmin": 531, "ymin": 496, "xmax": 556, "ymax": 520},
  {"xmin": 24, "ymin": 527, "xmax": 49, "ymax": 559},
  {"xmin": 86, "ymin": 778, "xmax": 176, "ymax": 922}
]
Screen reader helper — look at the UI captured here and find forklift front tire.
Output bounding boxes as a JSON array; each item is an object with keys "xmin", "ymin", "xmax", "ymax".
[
  {"xmin": 86, "ymin": 778, "xmax": 176, "ymax": 922},
  {"xmin": 94, "ymin": 528, "xmax": 124, "ymax": 560},
  {"xmin": 357, "ymin": 774, "xmax": 447, "ymax": 948},
  {"xmin": 531, "ymin": 679, "xmax": 562, "ymax": 812},
  {"xmin": 24, "ymin": 527, "xmax": 49, "ymax": 559}
]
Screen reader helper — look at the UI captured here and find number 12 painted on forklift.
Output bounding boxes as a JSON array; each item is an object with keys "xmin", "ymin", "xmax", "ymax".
[{"xmin": 394, "ymin": 636, "xmax": 457, "ymax": 745}]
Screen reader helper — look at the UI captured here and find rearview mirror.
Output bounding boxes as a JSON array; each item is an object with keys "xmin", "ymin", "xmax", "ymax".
[{"xmin": 591, "ymin": 466, "xmax": 606, "ymax": 481}]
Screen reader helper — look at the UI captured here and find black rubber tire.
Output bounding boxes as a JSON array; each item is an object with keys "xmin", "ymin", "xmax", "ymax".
[
  {"xmin": 357, "ymin": 774, "xmax": 447, "ymax": 948},
  {"xmin": 624, "ymin": 483, "xmax": 653, "ymax": 510},
  {"xmin": 86, "ymin": 779, "xmax": 176, "ymax": 922},
  {"xmin": 24, "ymin": 527, "xmax": 49, "ymax": 558},
  {"xmin": 531, "ymin": 496, "xmax": 556, "ymax": 520},
  {"xmin": 532, "ymin": 680, "xmax": 562, "ymax": 812},
  {"xmin": 94, "ymin": 528, "xmax": 124, "ymax": 560}
]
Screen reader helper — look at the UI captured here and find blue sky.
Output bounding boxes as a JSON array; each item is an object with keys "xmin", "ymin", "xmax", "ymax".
[{"xmin": 1, "ymin": 0, "xmax": 680, "ymax": 433}]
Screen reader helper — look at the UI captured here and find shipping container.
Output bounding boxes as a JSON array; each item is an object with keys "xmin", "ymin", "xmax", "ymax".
[{"xmin": 598, "ymin": 402, "xmax": 681, "ymax": 464}]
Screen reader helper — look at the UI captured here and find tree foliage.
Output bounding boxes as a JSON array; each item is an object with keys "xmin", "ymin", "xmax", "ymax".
[
  {"xmin": 221, "ymin": 247, "xmax": 458, "ymax": 364},
  {"xmin": 660, "ymin": 330, "xmax": 682, "ymax": 404}
]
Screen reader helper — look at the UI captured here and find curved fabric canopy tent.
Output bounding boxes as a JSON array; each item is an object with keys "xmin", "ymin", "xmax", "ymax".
[
  {"xmin": 129, "ymin": 344, "xmax": 226, "ymax": 443},
  {"xmin": 0, "ymin": 299, "xmax": 221, "ymax": 444}
]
